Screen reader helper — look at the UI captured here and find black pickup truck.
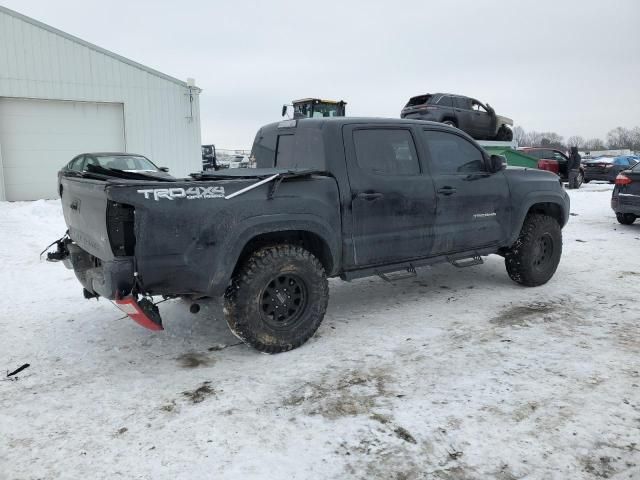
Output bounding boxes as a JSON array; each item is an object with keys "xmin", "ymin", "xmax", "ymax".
[{"xmin": 51, "ymin": 118, "xmax": 570, "ymax": 353}]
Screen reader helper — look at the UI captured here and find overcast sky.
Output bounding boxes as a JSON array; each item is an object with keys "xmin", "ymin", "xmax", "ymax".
[{"xmin": 4, "ymin": 0, "xmax": 639, "ymax": 148}]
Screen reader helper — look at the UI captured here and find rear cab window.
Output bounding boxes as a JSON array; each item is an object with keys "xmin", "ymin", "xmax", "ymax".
[
  {"xmin": 275, "ymin": 135, "xmax": 295, "ymax": 167},
  {"xmin": 353, "ymin": 129, "xmax": 420, "ymax": 175}
]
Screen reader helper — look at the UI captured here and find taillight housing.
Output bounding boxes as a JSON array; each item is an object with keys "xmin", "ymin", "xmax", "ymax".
[
  {"xmin": 107, "ymin": 202, "xmax": 135, "ymax": 256},
  {"xmin": 615, "ymin": 174, "xmax": 632, "ymax": 186}
]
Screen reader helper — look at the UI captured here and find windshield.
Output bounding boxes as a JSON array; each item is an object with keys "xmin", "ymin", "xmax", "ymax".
[
  {"xmin": 89, "ymin": 155, "xmax": 157, "ymax": 171},
  {"xmin": 311, "ymin": 104, "xmax": 341, "ymax": 118}
]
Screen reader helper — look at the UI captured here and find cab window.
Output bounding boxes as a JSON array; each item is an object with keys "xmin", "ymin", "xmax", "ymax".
[
  {"xmin": 353, "ymin": 129, "xmax": 419, "ymax": 175},
  {"xmin": 423, "ymin": 130, "xmax": 486, "ymax": 174}
]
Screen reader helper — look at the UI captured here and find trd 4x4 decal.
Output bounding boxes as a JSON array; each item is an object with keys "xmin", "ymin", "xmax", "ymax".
[{"xmin": 137, "ymin": 186, "xmax": 225, "ymax": 201}]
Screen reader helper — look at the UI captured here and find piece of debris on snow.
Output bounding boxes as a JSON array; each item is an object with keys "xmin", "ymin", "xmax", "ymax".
[
  {"xmin": 393, "ymin": 426, "xmax": 417, "ymax": 444},
  {"xmin": 182, "ymin": 381, "xmax": 215, "ymax": 404},
  {"xmin": 7, "ymin": 363, "xmax": 30, "ymax": 377}
]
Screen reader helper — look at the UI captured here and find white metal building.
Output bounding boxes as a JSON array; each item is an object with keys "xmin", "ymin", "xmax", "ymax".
[{"xmin": 0, "ymin": 6, "xmax": 202, "ymax": 201}]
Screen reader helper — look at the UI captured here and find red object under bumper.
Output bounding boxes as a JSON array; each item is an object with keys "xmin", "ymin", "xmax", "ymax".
[{"xmin": 113, "ymin": 295, "xmax": 164, "ymax": 331}]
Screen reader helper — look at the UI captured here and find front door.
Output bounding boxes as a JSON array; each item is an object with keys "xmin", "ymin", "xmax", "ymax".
[
  {"xmin": 420, "ymin": 129, "xmax": 511, "ymax": 254},
  {"xmin": 470, "ymin": 100, "xmax": 494, "ymax": 138},
  {"xmin": 343, "ymin": 125, "xmax": 437, "ymax": 267}
]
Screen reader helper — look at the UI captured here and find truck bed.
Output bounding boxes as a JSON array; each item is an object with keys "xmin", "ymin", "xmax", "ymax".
[{"xmin": 60, "ymin": 168, "xmax": 341, "ymax": 299}]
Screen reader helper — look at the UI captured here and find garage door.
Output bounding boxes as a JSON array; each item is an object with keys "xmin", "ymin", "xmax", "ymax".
[{"xmin": 0, "ymin": 98, "xmax": 125, "ymax": 201}]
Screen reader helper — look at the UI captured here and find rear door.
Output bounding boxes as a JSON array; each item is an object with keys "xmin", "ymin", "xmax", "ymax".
[
  {"xmin": 343, "ymin": 125, "xmax": 437, "ymax": 266},
  {"xmin": 420, "ymin": 129, "xmax": 511, "ymax": 254},
  {"xmin": 452, "ymin": 97, "xmax": 473, "ymax": 133}
]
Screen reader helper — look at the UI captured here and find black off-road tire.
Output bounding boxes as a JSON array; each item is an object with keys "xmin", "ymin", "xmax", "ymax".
[
  {"xmin": 505, "ymin": 214, "xmax": 562, "ymax": 287},
  {"xmin": 616, "ymin": 213, "xmax": 636, "ymax": 225},
  {"xmin": 224, "ymin": 245, "xmax": 329, "ymax": 353}
]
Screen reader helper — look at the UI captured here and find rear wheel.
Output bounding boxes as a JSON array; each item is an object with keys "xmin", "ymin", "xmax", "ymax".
[
  {"xmin": 616, "ymin": 213, "xmax": 636, "ymax": 225},
  {"xmin": 224, "ymin": 245, "xmax": 329, "ymax": 353},
  {"xmin": 505, "ymin": 214, "xmax": 562, "ymax": 287},
  {"xmin": 442, "ymin": 120, "xmax": 457, "ymax": 128}
]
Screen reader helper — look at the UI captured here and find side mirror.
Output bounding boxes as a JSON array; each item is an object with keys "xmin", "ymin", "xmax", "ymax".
[
  {"xmin": 159, "ymin": 167, "xmax": 169, "ymax": 172},
  {"xmin": 281, "ymin": 105, "xmax": 288, "ymax": 117},
  {"xmin": 489, "ymin": 154, "xmax": 507, "ymax": 172}
]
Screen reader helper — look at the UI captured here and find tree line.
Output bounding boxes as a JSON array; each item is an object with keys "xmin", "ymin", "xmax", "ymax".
[{"xmin": 512, "ymin": 126, "xmax": 640, "ymax": 151}]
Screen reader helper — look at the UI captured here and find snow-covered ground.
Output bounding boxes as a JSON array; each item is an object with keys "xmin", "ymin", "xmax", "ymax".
[{"xmin": 1, "ymin": 184, "xmax": 638, "ymax": 480}]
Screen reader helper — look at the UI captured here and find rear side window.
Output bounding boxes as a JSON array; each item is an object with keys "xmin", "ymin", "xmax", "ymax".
[
  {"xmin": 353, "ymin": 129, "xmax": 420, "ymax": 175},
  {"xmin": 275, "ymin": 135, "xmax": 295, "ymax": 167},
  {"xmin": 437, "ymin": 95, "xmax": 453, "ymax": 107},
  {"xmin": 423, "ymin": 130, "xmax": 486, "ymax": 174},
  {"xmin": 453, "ymin": 97, "xmax": 471, "ymax": 109}
]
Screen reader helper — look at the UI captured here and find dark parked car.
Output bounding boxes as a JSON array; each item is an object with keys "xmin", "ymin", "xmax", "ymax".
[
  {"xmin": 519, "ymin": 147, "xmax": 585, "ymax": 187},
  {"xmin": 58, "ymin": 153, "xmax": 171, "ymax": 196},
  {"xmin": 50, "ymin": 118, "xmax": 569, "ymax": 353},
  {"xmin": 584, "ymin": 155, "xmax": 640, "ymax": 184},
  {"xmin": 611, "ymin": 161, "xmax": 640, "ymax": 224},
  {"xmin": 400, "ymin": 93, "xmax": 513, "ymax": 141}
]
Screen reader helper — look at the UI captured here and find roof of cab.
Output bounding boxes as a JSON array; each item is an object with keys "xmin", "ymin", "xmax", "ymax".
[{"xmin": 272, "ymin": 116, "xmax": 449, "ymax": 129}]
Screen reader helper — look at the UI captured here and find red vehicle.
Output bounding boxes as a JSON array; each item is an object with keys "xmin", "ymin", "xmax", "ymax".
[{"xmin": 518, "ymin": 147, "xmax": 584, "ymax": 187}]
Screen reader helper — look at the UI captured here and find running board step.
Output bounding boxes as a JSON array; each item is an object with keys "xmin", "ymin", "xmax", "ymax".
[
  {"xmin": 376, "ymin": 264, "xmax": 417, "ymax": 282},
  {"xmin": 448, "ymin": 254, "xmax": 483, "ymax": 268}
]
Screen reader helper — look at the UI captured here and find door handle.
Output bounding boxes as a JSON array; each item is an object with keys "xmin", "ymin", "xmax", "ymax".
[
  {"xmin": 356, "ymin": 192, "xmax": 384, "ymax": 201},
  {"xmin": 437, "ymin": 186, "xmax": 456, "ymax": 196}
]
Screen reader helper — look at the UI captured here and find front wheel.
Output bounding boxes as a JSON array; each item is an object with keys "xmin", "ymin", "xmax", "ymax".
[
  {"xmin": 224, "ymin": 245, "xmax": 329, "ymax": 353},
  {"xmin": 442, "ymin": 120, "xmax": 457, "ymax": 128},
  {"xmin": 616, "ymin": 213, "xmax": 636, "ymax": 225},
  {"xmin": 495, "ymin": 126, "xmax": 513, "ymax": 141},
  {"xmin": 505, "ymin": 214, "xmax": 563, "ymax": 287}
]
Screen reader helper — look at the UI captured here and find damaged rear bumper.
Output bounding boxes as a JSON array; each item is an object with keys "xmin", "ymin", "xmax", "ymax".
[
  {"xmin": 63, "ymin": 243, "xmax": 135, "ymax": 300},
  {"xmin": 49, "ymin": 240, "xmax": 163, "ymax": 331}
]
